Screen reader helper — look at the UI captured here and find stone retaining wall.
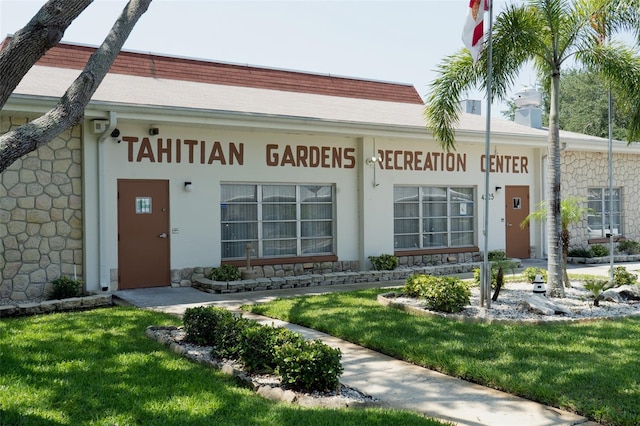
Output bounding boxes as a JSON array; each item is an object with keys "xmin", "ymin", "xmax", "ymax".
[
  {"xmin": 194, "ymin": 263, "xmax": 482, "ymax": 294},
  {"xmin": 0, "ymin": 294, "xmax": 112, "ymax": 318},
  {"xmin": 567, "ymin": 254, "xmax": 640, "ymax": 264},
  {"xmin": 170, "ymin": 252, "xmax": 482, "ymax": 288}
]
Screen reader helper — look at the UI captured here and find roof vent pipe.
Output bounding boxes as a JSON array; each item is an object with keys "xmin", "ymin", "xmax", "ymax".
[{"xmin": 98, "ymin": 111, "xmax": 116, "ymax": 291}]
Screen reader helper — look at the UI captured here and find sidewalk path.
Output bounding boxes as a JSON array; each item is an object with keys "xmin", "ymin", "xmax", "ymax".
[{"xmin": 114, "ymin": 262, "xmax": 616, "ymax": 426}]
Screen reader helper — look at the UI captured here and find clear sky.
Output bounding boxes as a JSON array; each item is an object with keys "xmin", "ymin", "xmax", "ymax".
[{"xmin": 1, "ymin": 0, "xmax": 537, "ymax": 113}]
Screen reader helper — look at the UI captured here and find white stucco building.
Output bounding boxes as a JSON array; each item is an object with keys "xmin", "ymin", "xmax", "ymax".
[{"xmin": 2, "ymin": 40, "xmax": 639, "ymax": 300}]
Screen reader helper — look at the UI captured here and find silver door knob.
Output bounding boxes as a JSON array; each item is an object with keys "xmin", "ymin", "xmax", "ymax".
[
  {"xmin": 507, "ymin": 223, "xmax": 513, "ymax": 227},
  {"xmin": 159, "ymin": 232, "xmax": 167, "ymax": 238}
]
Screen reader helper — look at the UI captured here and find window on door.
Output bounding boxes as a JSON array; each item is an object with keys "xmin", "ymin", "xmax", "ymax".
[
  {"xmin": 587, "ymin": 187, "xmax": 622, "ymax": 238},
  {"xmin": 394, "ymin": 186, "xmax": 476, "ymax": 250},
  {"xmin": 221, "ymin": 184, "xmax": 334, "ymax": 259}
]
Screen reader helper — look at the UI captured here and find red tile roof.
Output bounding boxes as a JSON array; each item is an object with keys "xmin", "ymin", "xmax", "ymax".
[{"xmin": 22, "ymin": 40, "xmax": 423, "ymax": 104}]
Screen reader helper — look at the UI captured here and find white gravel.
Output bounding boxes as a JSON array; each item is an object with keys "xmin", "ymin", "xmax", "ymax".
[{"xmin": 393, "ymin": 281, "xmax": 640, "ymax": 322}]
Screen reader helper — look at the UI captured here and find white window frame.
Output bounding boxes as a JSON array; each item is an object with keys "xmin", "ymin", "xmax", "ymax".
[
  {"xmin": 393, "ymin": 185, "xmax": 476, "ymax": 250},
  {"xmin": 221, "ymin": 183, "xmax": 335, "ymax": 260},
  {"xmin": 587, "ymin": 187, "xmax": 622, "ymax": 238}
]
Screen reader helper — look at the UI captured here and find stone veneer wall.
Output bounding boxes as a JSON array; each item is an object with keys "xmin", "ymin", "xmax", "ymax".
[
  {"xmin": 562, "ymin": 150, "xmax": 640, "ymax": 248},
  {"xmin": 0, "ymin": 116, "xmax": 83, "ymax": 302}
]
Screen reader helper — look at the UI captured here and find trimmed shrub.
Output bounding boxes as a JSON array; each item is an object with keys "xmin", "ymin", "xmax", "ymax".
[
  {"xmin": 275, "ymin": 338, "xmax": 343, "ymax": 392},
  {"xmin": 522, "ymin": 267, "xmax": 547, "ymax": 283},
  {"xmin": 368, "ymin": 254, "xmax": 398, "ymax": 271},
  {"xmin": 488, "ymin": 250, "xmax": 507, "ymax": 261},
  {"xmin": 208, "ymin": 264, "xmax": 241, "ymax": 281},
  {"xmin": 590, "ymin": 244, "xmax": 609, "ymax": 258},
  {"xmin": 568, "ymin": 247, "xmax": 591, "ymax": 258},
  {"xmin": 183, "ymin": 306, "xmax": 251, "ymax": 358},
  {"xmin": 403, "ymin": 274, "xmax": 470, "ymax": 313},
  {"xmin": 612, "ymin": 266, "xmax": 638, "ymax": 287},
  {"xmin": 617, "ymin": 240, "xmax": 640, "ymax": 255},
  {"xmin": 239, "ymin": 326, "xmax": 303, "ymax": 374},
  {"xmin": 49, "ymin": 276, "xmax": 83, "ymax": 300}
]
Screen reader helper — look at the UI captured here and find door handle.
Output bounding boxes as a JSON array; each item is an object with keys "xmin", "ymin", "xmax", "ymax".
[
  {"xmin": 158, "ymin": 232, "xmax": 168, "ymax": 238},
  {"xmin": 507, "ymin": 223, "xmax": 513, "ymax": 227}
]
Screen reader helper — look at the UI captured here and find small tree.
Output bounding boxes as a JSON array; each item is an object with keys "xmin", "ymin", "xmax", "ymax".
[{"xmin": 521, "ymin": 197, "xmax": 591, "ymax": 288}]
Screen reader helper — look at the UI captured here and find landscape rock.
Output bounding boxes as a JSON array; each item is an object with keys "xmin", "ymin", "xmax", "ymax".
[
  {"xmin": 517, "ymin": 295, "xmax": 573, "ymax": 316},
  {"xmin": 601, "ymin": 285, "xmax": 640, "ymax": 303}
]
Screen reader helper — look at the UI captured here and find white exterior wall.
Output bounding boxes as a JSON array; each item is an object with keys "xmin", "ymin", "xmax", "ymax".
[
  {"xmin": 370, "ymin": 138, "xmax": 537, "ymax": 256},
  {"xmin": 82, "ymin": 118, "xmax": 539, "ymax": 293},
  {"xmin": 84, "ymin": 121, "xmax": 363, "ymax": 291}
]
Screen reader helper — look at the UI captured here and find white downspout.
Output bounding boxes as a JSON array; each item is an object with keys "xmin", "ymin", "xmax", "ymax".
[{"xmin": 97, "ymin": 111, "xmax": 117, "ymax": 291}]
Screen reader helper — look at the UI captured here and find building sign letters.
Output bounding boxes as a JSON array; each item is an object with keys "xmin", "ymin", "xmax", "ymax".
[{"xmin": 122, "ymin": 137, "xmax": 528, "ymax": 174}]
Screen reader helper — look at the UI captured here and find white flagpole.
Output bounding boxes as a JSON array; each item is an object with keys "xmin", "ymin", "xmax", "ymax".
[{"xmin": 481, "ymin": 0, "xmax": 494, "ymax": 308}]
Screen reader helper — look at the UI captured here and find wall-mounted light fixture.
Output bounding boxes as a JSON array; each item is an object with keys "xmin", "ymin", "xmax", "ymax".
[
  {"xmin": 365, "ymin": 155, "xmax": 382, "ymax": 166},
  {"xmin": 365, "ymin": 154, "xmax": 383, "ymax": 188},
  {"xmin": 149, "ymin": 127, "xmax": 159, "ymax": 136},
  {"xmin": 495, "ymin": 186, "xmax": 502, "ymax": 193},
  {"xmin": 184, "ymin": 181, "xmax": 193, "ymax": 192}
]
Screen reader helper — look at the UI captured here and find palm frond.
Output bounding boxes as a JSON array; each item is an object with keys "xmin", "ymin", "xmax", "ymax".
[
  {"xmin": 424, "ymin": 49, "xmax": 480, "ymax": 151},
  {"xmin": 578, "ymin": 42, "xmax": 640, "ymax": 141}
]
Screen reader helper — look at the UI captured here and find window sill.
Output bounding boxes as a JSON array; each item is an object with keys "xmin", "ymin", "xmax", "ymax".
[
  {"xmin": 222, "ymin": 255, "xmax": 338, "ymax": 267},
  {"xmin": 394, "ymin": 246, "xmax": 479, "ymax": 257},
  {"xmin": 588, "ymin": 236, "xmax": 626, "ymax": 245}
]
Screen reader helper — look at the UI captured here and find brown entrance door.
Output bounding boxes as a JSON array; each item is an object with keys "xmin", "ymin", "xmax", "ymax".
[
  {"xmin": 117, "ymin": 179, "xmax": 170, "ymax": 289},
  {"xmin": 505, "ymin": 185, "xmax": 530, "ymax": 259}
]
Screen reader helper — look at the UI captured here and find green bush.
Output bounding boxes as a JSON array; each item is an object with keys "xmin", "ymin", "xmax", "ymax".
[
  {"xmin": 403, "ymin": 274, "xmax": 470, "ymax": 313},
  {"xmin": 183, "ymin": 306, "xmax": 251, "ymax": 358},
  {"xmin": 208, "ymin": 264, "xmax": 241, "ymax": 281},
  {"xmin": 584, "ymin": 279, "xmax": 612, "ymax": 306},
  {"xmin": 488, "ymin": 250, "xmax": 507, "ymax": 261},
  {"xmin": 522, "ymin": 267, "xmax": 548, "ymax": 283},
  {"xmin": 590, "ymin": 244, "xmax": 609, "ymax": 257},
  {"xmin": 612, "ymin": 266, "xmax": 638, "ymax": 287},
  {"xmin": 275, "ymin": 338, "xmax": 343, "ymax": 393},
  {"xmin": 239, "ymin": 326, "xmax": 303, "ymax": 374},
  {"xmin": 49, "ymin": 276, "xmax": 83, "ymax": 300},
  {"xmin": 568, "ymin": 247, "xmax": 591, "ymax": 258},
  {"xmin": 368, "ymin": 253, "xmax": 398, "ymax": 271},
  {"xmin": 617, "ymin": 239, "xmax": 640, "ymax": 255}
]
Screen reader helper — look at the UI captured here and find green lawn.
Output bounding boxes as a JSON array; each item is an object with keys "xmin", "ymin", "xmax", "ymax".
[
  {"xmin": 245, "ymin": 288, "xmax": 640, "ymax": 426},
  {"xmin": 0, "ymin": 307, "xmax": 447, "ymax": 426}
]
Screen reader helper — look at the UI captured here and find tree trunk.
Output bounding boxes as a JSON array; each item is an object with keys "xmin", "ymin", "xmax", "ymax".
[
  {"xmin": 546, "ymin": 67, "xmax": 565, "ymax": 298},
  {"xmin": 0, "ymin": 0, "xmax": 153, "ymax": 173},
  {"xmin": 491, "ymin": 266, "xmax": 504, "ymax": 302}
]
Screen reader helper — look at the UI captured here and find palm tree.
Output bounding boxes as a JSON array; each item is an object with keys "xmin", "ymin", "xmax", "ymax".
[
  {"xmin": 521, "ymin": 197, "xmax": 591, "ymax": 288},
  {"xmin": 425, "ymin": 0, "xmax": 640, "ymax": 298}
]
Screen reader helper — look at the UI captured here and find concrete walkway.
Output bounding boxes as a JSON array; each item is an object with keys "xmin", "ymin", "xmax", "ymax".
[{"xmin": 112, "ymin": 260, "xmax": 632, "ymax": 426}]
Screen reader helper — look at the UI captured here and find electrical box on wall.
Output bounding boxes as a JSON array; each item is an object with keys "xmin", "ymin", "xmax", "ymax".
[{"xmin": 92, "ymin": 119, "xmax": 109, "ymax": 134}]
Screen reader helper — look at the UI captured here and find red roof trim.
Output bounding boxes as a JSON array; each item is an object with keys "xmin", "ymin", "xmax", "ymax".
[{"xmin": 27, "ymin": 41, "xmax": 423, "ymax": 104}]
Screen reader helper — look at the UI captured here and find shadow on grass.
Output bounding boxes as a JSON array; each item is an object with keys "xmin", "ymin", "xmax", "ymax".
[
  {"xmin": 0, "ymin": 306, "xmax": 445, "ymax": 426},
  {"xmin": 248, "ymin": 289, "xmax": 640, "ymax": 425}
]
